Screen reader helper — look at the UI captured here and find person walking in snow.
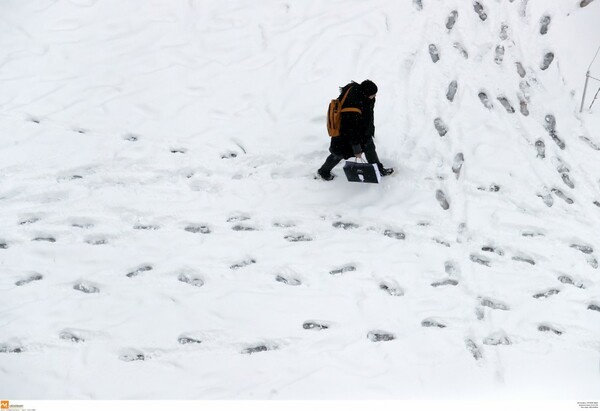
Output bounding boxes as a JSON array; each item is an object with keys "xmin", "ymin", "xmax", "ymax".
[{"xmin": 317, "ymin": 79, "xmax": 393, "ymax": 181}]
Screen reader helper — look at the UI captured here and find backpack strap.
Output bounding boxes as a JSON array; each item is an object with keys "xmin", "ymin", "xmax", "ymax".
[{"xmin": 340, "ymin": 87, "xmax": 362, "ymax": 115}]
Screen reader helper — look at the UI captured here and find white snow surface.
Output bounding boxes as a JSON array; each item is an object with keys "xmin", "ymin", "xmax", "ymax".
[{"xmin": 1, "ymin": 0, "xmax": 600, "ymax": 400}]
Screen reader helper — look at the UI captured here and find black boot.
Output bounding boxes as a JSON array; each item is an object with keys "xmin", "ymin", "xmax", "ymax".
[
  {"xmin": 317, "ymin": 169, "xmax": 335, "ymax": 181},
  {"xmin": 379, "ymin": 166, "xmax": 394, "ymax": 176},
  {"xmin": 317, "ymin": 153, "xmax": 343, "ymax": 181}
]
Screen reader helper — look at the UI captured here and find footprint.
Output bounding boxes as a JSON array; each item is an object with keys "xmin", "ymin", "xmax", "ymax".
[
  {"xmin": 477, "ymin": 184, "xmax": 500, "ymax": 192},
  {"xmin": 452, "ymin": 153, "xmax": 464, "ymax": 179},
  {"xmin": 332, "ymin": 221, "xmax": 359, "ymax": 230},
  {"xmin": 57, "ymin": 175, "xmax": 83, "ymax": 182},
  {"xmin": 273, "ymin": 221, "xmax": 296, "ymax": 228},
  {"xmin": 230, "ymin": 258, "xmax": 256, "ymax": 270},
  {"xmin": 550, "ymin": 133, "xmax": 566, "ymax": 150},
  {"xmin": 481, "ymin": 246, "xmax": 504, "ymax": 256},
  {"xmin": 519, "ymin": 0, "xmax": 528, "ymax": 17},
  {"xmin": 32, "ymin": 236, "xmax": 56, "ymax": 243},
  {"xmin": 241, "ymin": 343, "xmax": 277, "ymax": 355},
  {"xmin": 512, "ymin": 255, "xmax": 536, "ymax": 265},
  {"xmin": 383, "ymin": 230, "xmax": 405, "ymax": 240},
  {"xmin": 19, "ymin": 217, "xmax": 40, "ymax": 225},
  {"xmin": 275, "ymin": 275, "xmax": 302, "ymax": 286},
  {"xmin": 561, "ymin": 174, "xmax": 575, "ymax": 189},
  {"xmin": 431, "ymin": 279, "xmax": 459, "ymax": 287},
  {"xmin": 587, "ymin": 256, "xmax": 598, "ymax": 269},
  {"xmin": 533, "ymin": 289, "xmax": 560, "ymax": 299},
  {"xmin": 444, "ymin": 261, "xmax": 459, "ymax": 275},
  {"xmin": 428, "ymin": 44, "xmax": 440, "ymax": 63},
  {"xmin": 133, "ymin": 224, "xmax": 160, "ymax": 231},
  {"xmin": 119, "ymin": 348, "xmax": 146, "ymax": 362},
  {"xmin": 59, "ymin": 330, "xmax": 85, "ymax": 343},
  {"xmin": 480, "ymin": 297, "xmax": 510, "ymax": 310},
  {"xmin": 177, "ymin": 336, "xmax": 202, "ymax": 345},
  {"xmin": 580, "ymin": 0, "xmax": 595, "ymax": 7},
  {"xmin": 465, "ymin": 339, "xmax": 483, "ymax": 360},
  {"xmin": 231, "ymin": 224, "xmax": 258, "ymax": 231},
  {"xmin": 497, "ymin": 96, "xmax": 515, "ymax": 113},
  {"xmin": 221, "ymin": 152, "xmax": 238, "ymax": 159},
  {"xmin": 329, "ymin": 265, "xmax": 356, "ymax": 275},
  {"xmin": 434, "ymin": 238, "xmax": 451, "ymax": 247},
  {"xmin": 556, "ymin": 157, "xmax": 570, "ymax": 173},
  {"xmin": 303, "ymin": 321, "xmax": 330, "ymax": 330},
  {"xmin": 588, "ymin": 303, "xmax": 600, "ymax": 312},
  {"xmin": 126, "ymin": 265, "xmax": 152, "ymax": 278},
  {"xmin": 483, "ymin": 332, "xmax": 511, "ymax": 346},
  {"xmin": 446, "ymin": 80, "xmax": 458, "ymax": 102},
  {"xmin": 184, "ymin": 224, "xmax": 211, "ymax": 234},
  {"xmin": 494, "ymin": 45, "xmax": 505, "ymax": 64},
  {"xmin": 540, "ymin": 15, "xmax": 551, "ymax": 35},
  {"xmin": 0, "ymin": 343, "xmax": 24, "ymax": 353},
  {"xmin": 367, "ymin": 330, "xmax": 395, "ymax": 342},
  {"xmin": 0, "ymin": 241, "xmax": 8, "ymax": 249},
  {"xmin": 379, "ymin": 283, "xmax": 404, "ymax": 296},
  {"xmin": 551, "ymin": 188, "xmax": 573, "ymax": 204},
  {"xmin": 454, "ymin": 42, "xmax": 468, "ymax": 59},
  {"xmin": 84, "ymin": 237, "xmax": 108, "ymax": 246},
  {"xmin": 470, "ymin": 254, "xmax": 491, "ymax": 267},
  {"xmin": 434, "ymin": 190, "xmax": 450, "ymax": 210},
  {"xmin": 557, "ymin": 275, "xmax": 585, "ymax": 289},
  {"xmin": 123, "ymin": 133, "xmax": 140, "ymax": 142},
  {"xmin": 538, "ymin": 324, "xmax": 563, "ymax": 335},
  {"xmin": 72, "ymin": 222, "xmax": 94, "ymax": 229},
  {"xmin": 413, "ymin": 0, "xmax": 423, "ymax": 11},
  {"xmin": 446, "ymin": 10, "xmax": 458, "ymax": 30},
  {"xmin": 227, "ymin": 215, "xmax": 250, "ymax": 223},
  {"xmin": 473, "ymin": 1, "xmax": 487, "ymax": 21},
  {"xmin": 571, "ymin": 244, "xmax": 594, "ymax": 254},
  {"xmin": 421, "ymin": 318, "xmax": 446, "ymax": 328},
  {"xmin": 15, "ymin": 273, "xmax": 43, "ymax": 286},
  {"xmin": 73, "ymin": 282, "xmax": 100, "ymax": 294},
  {"xmin": 434, "ymin": 118, "xmax": 448, "ymax": 136},
  {"xmin": 519, "ymin": 97, "xmax": 529, "ymax": 116},
  {"xmin": 478, "ymin": 92, "xmax": 493, "ymax": 109},
  {"xmin": 537, "ymin": 191, "xmax": 554, "ymax": 207},
  {"xmin": 516, "ymin": 62, "xmax": 526, "ymax": 78},
  {"xmin": 499, "ymin": 23, "xmax": 509, "ymax": 40},
  {"xmin": 541, "ymin": 52, "xmax": 554, "ymax": 70},
  {"xmin": 170, "ymin": 148, "xmax": 187, "ymax": 154},
  {"xmin": 284, "ymin": 234, "xmax": 313, "ymax": 242},
  {"xmin": 535, "ymin": 140, "xmax": 545, "ymax": 158},
  {"xmin": 178, "ymin": 273, "xmax": 204, "ymax": 287},
  {"xmin": 544, "ymin": 114, "xmax": 556, "ymax": 133}
]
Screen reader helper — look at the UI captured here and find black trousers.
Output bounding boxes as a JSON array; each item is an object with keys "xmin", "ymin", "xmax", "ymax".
[{"xmin": 319, "ymin": 138, "xmax": 382, "ymax": 175}]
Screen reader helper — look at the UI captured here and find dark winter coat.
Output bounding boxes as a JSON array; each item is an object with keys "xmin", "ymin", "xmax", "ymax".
[{"xmin": 329, "ymin": 82, "xmax": 376, "ymax": 159}]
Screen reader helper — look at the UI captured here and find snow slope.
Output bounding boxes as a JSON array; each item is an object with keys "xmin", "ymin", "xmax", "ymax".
[{"xmin": 1, "ymin": 0, "xmax": 599, "ymax": 400}]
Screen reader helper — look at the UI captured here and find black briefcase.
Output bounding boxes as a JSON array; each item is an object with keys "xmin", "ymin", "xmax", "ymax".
[{"xmin": 343, "ymin": 160, "xmax": 381, "ymax": 184}]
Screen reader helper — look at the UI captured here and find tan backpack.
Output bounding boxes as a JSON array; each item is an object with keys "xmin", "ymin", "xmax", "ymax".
[{"xmin": 326, "ymin": 86, "xmax": 362, "ymax": 137}]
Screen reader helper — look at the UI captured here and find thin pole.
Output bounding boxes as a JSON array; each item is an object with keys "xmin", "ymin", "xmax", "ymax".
[
  {"xmin": 587, "ymin": 46, "xmax": 600, "ymax": 72},
  {"xmin": 580, "ymin": 71, "xmax": 590, "ymax": 113},
  {"xmin": 589, "ymin": 87, "xmax": 600, "ymax": 110},
  {"xmin": 580, "ymin": 46, "xmax": 600, "ymax": 113}
]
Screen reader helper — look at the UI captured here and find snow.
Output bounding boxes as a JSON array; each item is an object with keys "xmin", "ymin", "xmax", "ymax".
[{"xmin": 0, "ymin": 0, "xmax": 599, "ymax": 401}]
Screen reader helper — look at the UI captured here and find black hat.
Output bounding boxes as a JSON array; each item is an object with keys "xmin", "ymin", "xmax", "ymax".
[{"xmin": 360, "ymin": 79, "xmax": 378, "ymax": 96}]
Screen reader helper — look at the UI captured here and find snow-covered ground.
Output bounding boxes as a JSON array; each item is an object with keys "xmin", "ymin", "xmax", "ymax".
[{"xmin": 1, "ymin": 0, "xmax": 600, "ymax": 400}]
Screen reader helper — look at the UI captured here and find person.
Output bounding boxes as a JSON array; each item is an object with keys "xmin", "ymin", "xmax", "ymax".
[{"xmin": 317, "ymin": 79, "xmax": 394, "ymax": 181}]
